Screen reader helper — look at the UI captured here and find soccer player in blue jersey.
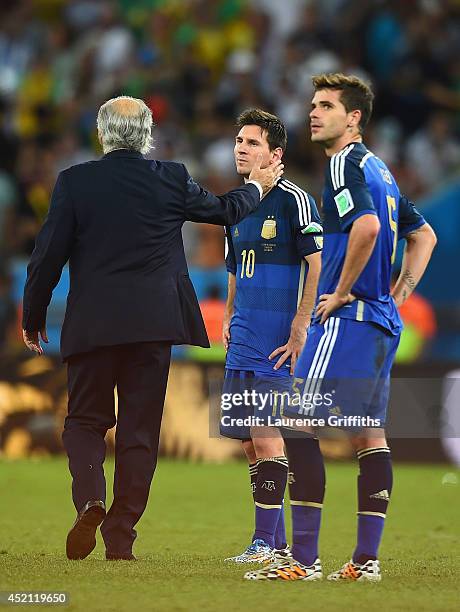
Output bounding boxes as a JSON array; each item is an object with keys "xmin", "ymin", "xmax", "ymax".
[
  {"xmin": 246, "ymin": 74, "xmax": 437, "ymax": 581},
  {"xmin": 220, "ymin": 109, "xmax": 322, "ymax": 563}
]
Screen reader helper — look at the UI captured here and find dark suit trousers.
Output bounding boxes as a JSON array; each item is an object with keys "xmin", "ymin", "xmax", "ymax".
[{"xmin": 62, "ymin": 342, "xmax": 171, "ymax": 556}]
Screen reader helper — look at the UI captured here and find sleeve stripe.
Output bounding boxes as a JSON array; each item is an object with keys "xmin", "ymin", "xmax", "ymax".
[
  {"xmin": 330, "ymin": 144, "xmax": 354, "ymax": 190},
  {"xmin": 224, "ymin": 225, "xmax": 230, "ymax": 259},
  {"xmin": 330, "ymin": 150, "xmax": 342, "ymax": 190},
  {"xmin": 359, "ymin": 151, "xmax": 375, "ymax": 168},
  {"xmin": 284, "ymin": 179, "xmax": 312, "ymax": 226},
  {"xmin": 278, "ymin": 180, "xmax": 311, "ymax": 227},
  {"xmin": 278, "ymin": 181, "xmax": 305, "ymax": 226},
  {"xmin": 297, "ymin": 258, "xmax": 306, "ymax": 309},
  {"xmin": 339, "ymin": 144, "xmax": 354, "ymax": 188},
  {"xmin": 330, "ymin": 153, "xmax": 339, "ymax": 190}
]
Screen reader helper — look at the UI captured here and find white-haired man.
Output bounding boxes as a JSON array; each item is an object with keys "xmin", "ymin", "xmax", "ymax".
[{"xmin": 22, "ymin": 96, "xmax": 283, "ymax": 561}]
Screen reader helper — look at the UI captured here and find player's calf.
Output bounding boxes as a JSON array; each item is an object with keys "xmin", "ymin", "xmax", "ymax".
[
  {"xmin": 353, "ymin": 445, "xmax": 392, "ymax": 565},
  {"xmin": 285, "ymin": 435, "xmax": 325, "ymax": 567}
]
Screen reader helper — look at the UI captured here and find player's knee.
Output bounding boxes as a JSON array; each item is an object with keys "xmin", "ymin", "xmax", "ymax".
[
  {"xmin": 252, "ymin": 435, "xmax": 284, "ymax": 459},
  {"xmin": 351, "ymin": 433, "xmax": 387, "ymax": 451},
  {"xmin": 242, "ymin": 439, "xmax": 257, "ymax": 464}
]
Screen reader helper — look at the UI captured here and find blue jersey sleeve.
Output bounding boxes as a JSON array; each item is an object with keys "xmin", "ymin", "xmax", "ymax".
[
  {"xmin": 398, "ymin": 194, "xmax": 426, "ymax": 240},
  {"xmin": 225, "ymin": 226, "xmax": 236, "ymax": 274},
  {"xmin": 328, "ymin": 156, "xmax": 376, "ymax": 231},
  {"xmin": 290, "ymin": 193, "xmax": 323, "ymax": 257}
]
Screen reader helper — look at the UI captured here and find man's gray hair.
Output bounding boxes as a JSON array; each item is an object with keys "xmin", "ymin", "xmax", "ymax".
[{"xmin": 97, "ymin": 96, "xmax": 154, "ymax": 155}]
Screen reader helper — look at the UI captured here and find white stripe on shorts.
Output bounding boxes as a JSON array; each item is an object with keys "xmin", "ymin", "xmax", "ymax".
[
  {"xmin": 304, "ymin": 318, "xmax": 337, "ymax": 397},
  {"xmin": 312, "ymin": 317, "xmax": 340, "ymax": 396}
]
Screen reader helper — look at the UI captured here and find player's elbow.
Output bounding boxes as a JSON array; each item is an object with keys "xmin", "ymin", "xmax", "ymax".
[
  {"xmin": 407, "ymin": 222, "xmax": 437, "ymax": 249},
  {"xmin": 355, "ymin": 214, "xmax": 381, "ymax": 241},
  {"xmin": 305, "ymin": 251, "xmax": 322, "ymax": 274},
  {"xmin": 423, "ymin": 223, "xmax": 437, "ymax": 249},
  {"xmin": 368, "ymin": 215, "xmax": 381, "ymax": 240}
]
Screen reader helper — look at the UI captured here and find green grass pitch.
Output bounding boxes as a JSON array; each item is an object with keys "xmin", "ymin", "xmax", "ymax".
[{"xmin": 0, "ymin": 459, "xmax": 459, "ymax": 611}]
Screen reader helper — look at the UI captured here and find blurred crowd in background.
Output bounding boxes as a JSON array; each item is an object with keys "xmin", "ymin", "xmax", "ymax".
[{"xmin": 0, "ymin": 0, "xmax": 459, "ymax": 361}]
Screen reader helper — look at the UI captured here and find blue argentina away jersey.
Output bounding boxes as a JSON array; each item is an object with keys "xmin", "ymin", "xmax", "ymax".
[
  {"xmin": 225, "ymin": 179, "xmax": 322, "ymax": 375},
  {"xmin": 319, "ymin": 142, "xmax": 426, "ymax": 334}
]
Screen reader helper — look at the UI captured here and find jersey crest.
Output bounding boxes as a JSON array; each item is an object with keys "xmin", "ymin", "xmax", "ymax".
[{"xmin": 261, "ymin": 216, "xmax": 277, "ymax": 239}]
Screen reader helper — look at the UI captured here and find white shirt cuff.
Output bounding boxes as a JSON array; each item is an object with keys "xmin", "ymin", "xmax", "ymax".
[{"xmin": 246, "ymin": 180, "xmax": 263, "ymax": 199}]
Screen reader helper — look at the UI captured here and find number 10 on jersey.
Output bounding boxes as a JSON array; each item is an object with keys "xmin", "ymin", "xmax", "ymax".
[{"xmin": 240, "ymin": 249, "xmax": 255, "ymax": 278}]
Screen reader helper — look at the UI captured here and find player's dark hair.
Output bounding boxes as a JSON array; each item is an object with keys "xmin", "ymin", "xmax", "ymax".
[
  {"xmin": 236, "ymin": 108, "xmax": 287, "ymax": 151},
  {"xmin": 312, "ymin": 73, "xmax": 374, "ymax": 134}
]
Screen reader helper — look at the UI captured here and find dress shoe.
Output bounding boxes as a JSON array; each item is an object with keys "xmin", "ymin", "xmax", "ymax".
[{"xmin": 66, "ymin": 500, "xmax": 106, "ymax": 560}]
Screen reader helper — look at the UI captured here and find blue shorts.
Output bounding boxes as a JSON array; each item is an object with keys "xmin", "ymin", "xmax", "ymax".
[
  {"xmin": 285, "ymin": 317, "xmax": 400, "ymax": 430},
  {"xmin": 219, "ymin": 369, "xmax": 292, "ymax": 440}
]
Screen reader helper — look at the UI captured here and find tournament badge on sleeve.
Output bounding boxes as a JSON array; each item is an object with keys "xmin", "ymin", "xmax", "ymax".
[{"xmin": 261, "ymin": 216, "xmax": 277, "ymax": 239}]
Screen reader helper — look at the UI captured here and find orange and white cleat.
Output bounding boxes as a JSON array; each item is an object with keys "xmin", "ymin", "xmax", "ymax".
[
  {"xmin": 244, "ymin": 558, "xmax": 322, "ymax": 581},
  {"xmin": 327, "ymin": 559, "xmax": 381, "ymax": 582}
]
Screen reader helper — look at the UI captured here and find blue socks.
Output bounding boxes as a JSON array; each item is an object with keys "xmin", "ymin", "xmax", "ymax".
[
  {"xmin": 253, "ymin": 507, "xmax": 280, "ymax": 548},
  {"xmin": 354, "ymin": 514, "xmax": 385, "ymax": 562},
  {"xmin": 281, "ymin": 439, "xmax": 392, "ymax": 565},
  {"xmin": 291, "ymin": 504, "xmax": 322, "ymax": 566},
  {"xmin": 274, "ymin": 505, "xmax": 287, "ymax": 550}
]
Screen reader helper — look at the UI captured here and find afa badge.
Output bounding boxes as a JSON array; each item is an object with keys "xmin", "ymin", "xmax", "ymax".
[{"xmin": 261, "ymin": 216, "xmax": 276, "ymax": 239}]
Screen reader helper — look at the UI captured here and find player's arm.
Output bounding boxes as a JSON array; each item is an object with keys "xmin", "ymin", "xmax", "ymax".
[
  {"xmin": 270, "ymin": 193, "xmax": 323, "ymax": 373},
  {"xmin": 317, "ymin": 214, "xmax": 380, "ymax": 323},
  {"xmin": 271, "ymin": 252, "xmax": 322, "ymax": 374},
  {"xmin": 391, "ymin": 195, "xmax": 437, "ymax": 308},
  {"xmin": 317, "ymin": 157, "xmax": 379, "ymax": 324},
  {"xmin": 223, "ymin": 272, "xmax": 236, "ymax": 350},
  {"xmin": 296, "ymin": 252, "xmax": 322, "ymax": 326}
]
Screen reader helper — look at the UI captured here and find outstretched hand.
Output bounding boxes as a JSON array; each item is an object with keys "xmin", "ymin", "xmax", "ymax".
[
  {"xmin": 248, "ymin": 155, "xmax": 284, "ymax": 196},
  {"xmin": 22, "ymin": 327, "xmax": 48, "ymax": 355}
]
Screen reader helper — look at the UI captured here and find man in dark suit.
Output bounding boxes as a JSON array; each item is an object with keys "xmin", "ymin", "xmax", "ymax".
[{"xmin": 22, "ymin": 96, "xmax": 283, "ymax": 561}]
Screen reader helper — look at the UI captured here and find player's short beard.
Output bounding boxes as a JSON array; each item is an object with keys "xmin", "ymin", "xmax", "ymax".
[
  {"xmin": 312, "ymin": 134, "xmax": 335, "ymax": 149},
  {"xmin": 236, "ymin": 164, "xmax": 251, "ymax": 179},
  {"xmin": 312, "ymin": 127, "xmax": 346, "ymax": 150}
]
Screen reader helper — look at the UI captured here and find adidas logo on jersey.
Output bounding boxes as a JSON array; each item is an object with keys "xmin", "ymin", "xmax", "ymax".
[
  {"xmin": 234, "ymin": 227, "xmax": 239, "ymax": 237},
  {"xmin": 370, "ymin": 489, "xmax": 390, "ymax": 501}
]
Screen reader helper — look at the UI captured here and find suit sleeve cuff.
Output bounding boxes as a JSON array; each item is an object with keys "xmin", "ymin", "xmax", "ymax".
[{"xmin": 246, "ymin": 180, "xmax": 263, "ymax": 199}]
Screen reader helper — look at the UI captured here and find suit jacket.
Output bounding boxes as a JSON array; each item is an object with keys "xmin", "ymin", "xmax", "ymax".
[{"xmin": 22, "ymin": 149, "xmax": 260, "ymax": 360}]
